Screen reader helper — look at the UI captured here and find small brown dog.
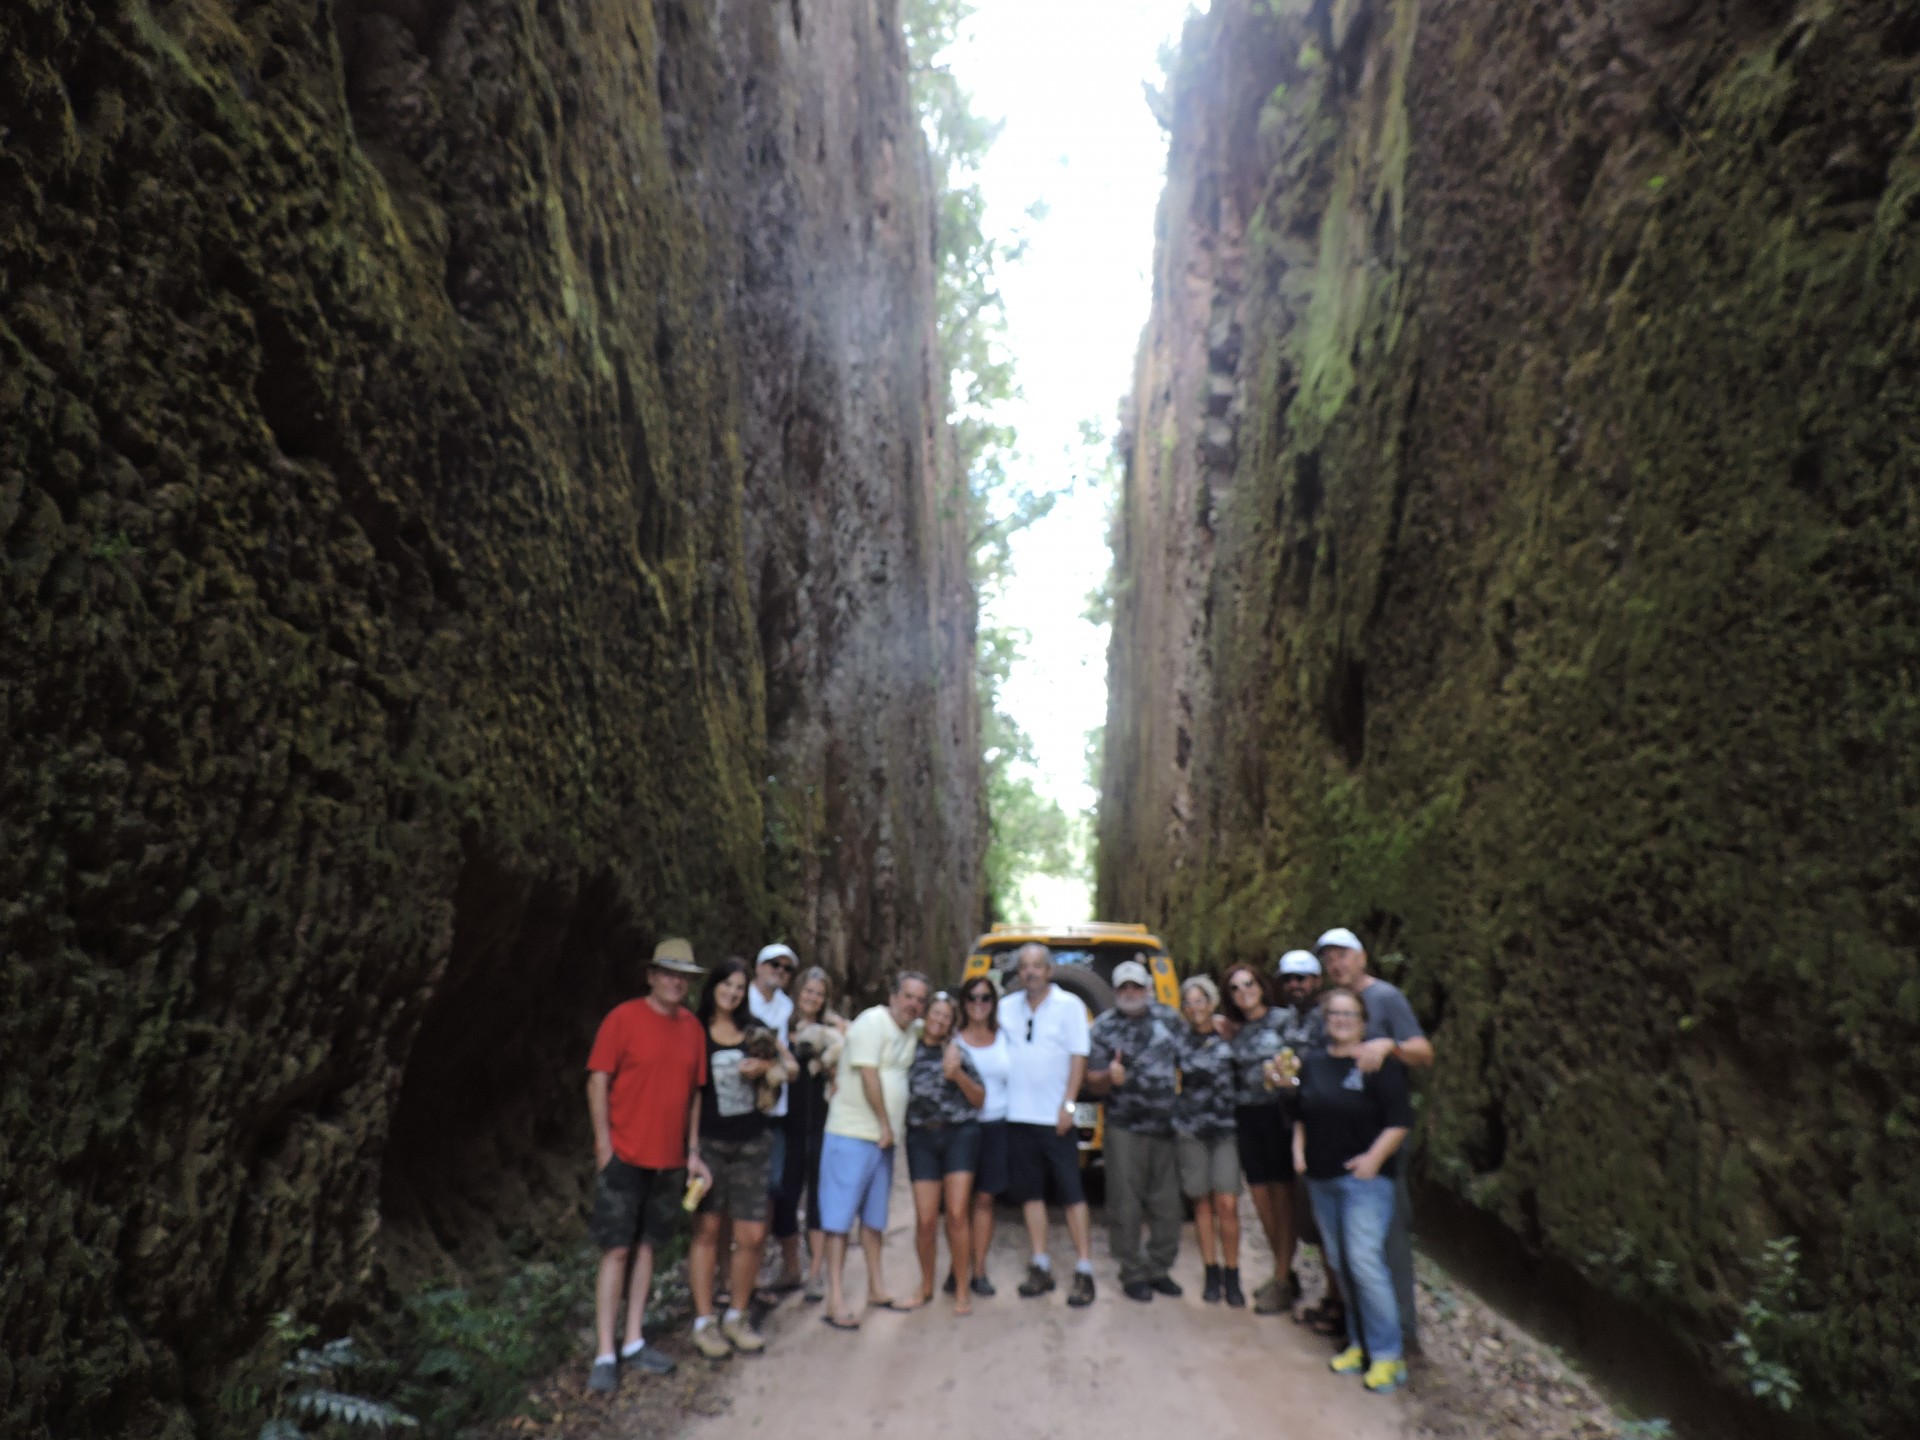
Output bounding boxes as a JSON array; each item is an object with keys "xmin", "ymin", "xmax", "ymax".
[
  {"xmin": 744, "ymin": 1028, "xmax": 792, "ymax": 1113},
  {"xmin": 790, "ymin": 1020, "xmax": 844, "ymax": 1080}
]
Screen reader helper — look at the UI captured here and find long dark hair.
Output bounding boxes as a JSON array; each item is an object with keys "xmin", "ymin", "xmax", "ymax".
[
  {"xmin": 696, "ymin": 955, "xmax": 756, "ymax": 1029},
  {"xmin": 957, "ymin": 976, "xmax": 999, "ymax": 1035},
  {"xmin": 1219, "ymin": 963, "xmax": 1275, "ymax": 1024}
]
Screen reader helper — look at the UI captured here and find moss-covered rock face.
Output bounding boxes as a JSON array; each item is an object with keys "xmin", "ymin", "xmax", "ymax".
[
  {"xmin": 1, "ymin": 1, "xmax": 978, "ymax": 1433},
  {"xmin": 1101, "ymin": 0, "xmax": 1920, "ymax": 1431}
]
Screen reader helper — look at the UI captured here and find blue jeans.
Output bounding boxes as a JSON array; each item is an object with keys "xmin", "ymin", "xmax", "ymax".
[{"xmin": 1307, "ymin": 1173, "xmax": 1403, "ymax": 1363}]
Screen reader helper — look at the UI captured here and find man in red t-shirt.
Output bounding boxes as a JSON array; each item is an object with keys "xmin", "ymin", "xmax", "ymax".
[{"xmin": 584, "ymin": 937, "xmax": 711, "ymax": 1394}]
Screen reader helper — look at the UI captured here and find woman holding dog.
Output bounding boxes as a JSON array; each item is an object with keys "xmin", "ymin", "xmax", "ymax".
[
  {"xmin": 781, "ymin": 966, "xmax": 844, "ymax": 1301},
  {"xmin": 687, "ymin": 956, "xmax": 786, "ymax": 1358}
]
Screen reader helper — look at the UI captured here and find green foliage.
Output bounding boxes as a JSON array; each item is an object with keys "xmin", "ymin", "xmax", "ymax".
[
  {"xmin": 1723, "ymin": 1238, "xmax": 1808, "ymax": 1412},
  {"xmin": 384, "ymin": 1263, "xmax": 577, "ymax": 1434},
  {"xmin": 254, "ymin": 1324, "xmax": 417, "ymax": 1439},
  {"xmin": 1616, "ymin": 1422, "xmax": 1674, "ymax": 1439}
]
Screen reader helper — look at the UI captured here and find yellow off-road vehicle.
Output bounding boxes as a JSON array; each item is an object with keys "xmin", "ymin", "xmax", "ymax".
[{"xmin": 961, "ymin": 923, "xmax": 1180, "ymax": 1170}]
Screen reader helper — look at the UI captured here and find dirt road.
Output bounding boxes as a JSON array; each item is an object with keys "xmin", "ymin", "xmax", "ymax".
[{"xmin": 676, "ymin": 1168, "xmax": 1409, "ymax": 1439}]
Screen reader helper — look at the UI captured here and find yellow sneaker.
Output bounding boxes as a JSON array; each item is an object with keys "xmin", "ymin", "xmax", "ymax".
[
  {"xmin": 1330, "ymin": 1347, "xmax": 1367, "ymax": 1374},
  {"xmin": 1364, "ymin": 1359, "xmax": 1407, "ymax": 1393}
]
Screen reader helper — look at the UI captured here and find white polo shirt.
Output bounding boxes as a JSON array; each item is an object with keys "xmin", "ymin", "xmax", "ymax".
[
  {"xmin": 747, "ymin": 982, "xmax": 794, "ymax": 1118},
  {"xmin": 999, "ymin": 983, "xmax": 1091, "ymax": 1125}
]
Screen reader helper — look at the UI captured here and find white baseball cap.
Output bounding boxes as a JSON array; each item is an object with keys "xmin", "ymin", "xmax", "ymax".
[
  {"xmin": 1277, "ymin": 950, "xmax": 1322, "ymax": 976},
  {"xmin": 756, "ymin": 942, "xmax": 799, "ymax": 967},
  {"xmin": 1111, "ymin": 960, "xmax": 1152, "ymax": 989},
  {"xmin": 1315, "ymin": 927, "xmax": 1364, "ymax": 954}
]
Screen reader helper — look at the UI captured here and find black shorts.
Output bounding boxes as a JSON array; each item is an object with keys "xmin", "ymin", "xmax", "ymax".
[
  {"xmin": 1006, "ymin": 1121, "xmax": 1085, "ymax": 1206},
  {"xmin": 906, "ymin": 1121, "xmax": 982, "ymax": 1182},
  {"xmin": 1234, "ymin": 1103, "xmax": 1297, "ymax": 1186},
  {"xmin": 975, "ymin": 1120, "xmax": 1011, "ymax": 1197},
  {"xmin": 590, "ymin": 1157, "xmax": 686, "ymax": 1251}
]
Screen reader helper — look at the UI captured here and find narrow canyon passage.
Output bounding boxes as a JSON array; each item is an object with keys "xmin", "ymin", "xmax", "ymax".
[{"xmin": 676, "ymin": 1177, "xmax": 1405, "ymax": 1439}]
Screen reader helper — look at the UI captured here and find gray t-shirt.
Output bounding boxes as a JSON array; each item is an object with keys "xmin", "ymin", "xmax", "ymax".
[{"xmin": 1359, "ymin": 979, "xmax": 1423, "ymax": 1045}]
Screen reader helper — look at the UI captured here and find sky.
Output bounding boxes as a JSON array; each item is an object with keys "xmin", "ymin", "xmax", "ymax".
[{"xmin": 948, "ymin": 0, "xmax": 1202, "ymax": 923}]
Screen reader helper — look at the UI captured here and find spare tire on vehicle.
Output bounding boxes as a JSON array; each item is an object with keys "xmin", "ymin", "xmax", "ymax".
[{"xmin": 1051, "ymin": 965, "xmax": 1115, "ymax": 1019}]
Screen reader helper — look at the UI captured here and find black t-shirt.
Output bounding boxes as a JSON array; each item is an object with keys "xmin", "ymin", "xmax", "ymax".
[
  {"xmin": 1296, "ymin": 1049, "xmax": 1414, "ymax": 1180},
  {"xmin": 702, "ymin": 1020, "xmax": 771, "ymax": 1144}
]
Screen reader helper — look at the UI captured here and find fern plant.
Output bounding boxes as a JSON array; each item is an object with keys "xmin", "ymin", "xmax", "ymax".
[{"xmin": 257, "ymin": 1321, "xmax": 417, "ymax": 1438}]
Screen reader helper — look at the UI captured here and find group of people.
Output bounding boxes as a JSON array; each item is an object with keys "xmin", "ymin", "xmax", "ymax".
[{"xmin": 581, "ymin": 926, "xmax": 1431, "ymax": 1401}]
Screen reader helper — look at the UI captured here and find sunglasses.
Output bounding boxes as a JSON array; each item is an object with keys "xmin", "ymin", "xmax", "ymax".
[{"xmin": 964, "ymin": 990, "xmax": 994, "ymax": 1004}]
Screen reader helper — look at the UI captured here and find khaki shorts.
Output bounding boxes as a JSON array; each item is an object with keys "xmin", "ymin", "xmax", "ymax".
[
  {"xmin": 1176, "ymin": 1133, "xmax": 1240, "ymax": 1200},
  {"xmin": 697, "ymin": 1131, "xmax": 774, "ymax": 1223}
]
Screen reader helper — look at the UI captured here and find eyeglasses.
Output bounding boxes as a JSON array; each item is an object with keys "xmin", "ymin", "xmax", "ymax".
[
  {"xmin": 1325, "ymin": 1007, "xmax": 1363, "ymax": 1020},
  {"xmin": 1027, "ymin": 1017, "xmax": 1035, "ymax": 1041}
]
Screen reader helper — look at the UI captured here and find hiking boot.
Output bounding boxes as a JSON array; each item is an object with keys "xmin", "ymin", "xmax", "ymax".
[
  {"xmin": 1222, "ymin": 1267, "xmax": 1246, "ymax": 1308},
  {"xmin": 970, "ymin": 1274, "xmax": 996, "ymax": 1298},
  {"xmin": 1018, "ymin": 1262, "xmax": 1056, "ymax": 1298},
  {"xmin": 1330, "ymin": 1346, "xmax": 1367, "ymax": 1374},
  {"xmin": 628, "ymin": 1345, "xmax": 676, "ymax": 1376},
  {"xmin": 1067, "ymin": 1271, "xmax": 1096, "ymax": 1307},
  {"xmin": 586, "ymin": 1358, "xmax": 618, "ymax": 1394},
  {"xmin": 690, "ymin": 1322, "xmax": 733, "ymax": 1360},
  {"xmin": 720, "ymin": 1315, "xmax": 765, "ymax": 1353},
  {"xmin": 1122, "ymin": 1279, "xmax": 1154, "ymax": 1302},
  {"xmin": 1149, "ymin": 1275, "xmax": 1183, "ymax": 1298},
  {"xmin": 1252, "ymin": 1275, "xmax": 1288, "ymax": 1314},
  {"xmin": 1202, "ymin": 1265, "xmax": 1223, "ymax": 1304},
  {"xmin": 1364, "ymin": 1359, "xmax": 1408, "ymax": 1393}
]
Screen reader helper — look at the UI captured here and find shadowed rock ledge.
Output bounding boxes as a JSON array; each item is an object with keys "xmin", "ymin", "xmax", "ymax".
[{"xmin": 0, "ymin": 1, "xmax": 979, "ymax": 1433}]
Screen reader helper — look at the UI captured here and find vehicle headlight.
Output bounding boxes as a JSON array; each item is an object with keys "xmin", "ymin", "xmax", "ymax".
[{"xmin": 1074, "ymin": 1103, "xmax": 1099, "ymax": 1127}]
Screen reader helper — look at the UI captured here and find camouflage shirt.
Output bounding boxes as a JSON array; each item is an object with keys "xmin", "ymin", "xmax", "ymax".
[
  {"xmin": 1229, "ymin": 1006, "xmax": 1317, "ymax": 1109},
  {"xmin": 1172, "ymin": 1027, "xmax": 1237, "ymax": 1140},
  {"xmin": 1088, "ymin": 1002, "xmax": 1184, "ymax": 1137},
  {"xmin": 906, "ymin": 1040, "xmax": 984, "ymax": 1129}
]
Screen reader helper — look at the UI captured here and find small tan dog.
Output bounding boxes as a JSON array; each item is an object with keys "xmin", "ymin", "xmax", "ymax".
[{"xmin": 789, "ymin": 1020, "xmax": 844, "ymax": 1081}]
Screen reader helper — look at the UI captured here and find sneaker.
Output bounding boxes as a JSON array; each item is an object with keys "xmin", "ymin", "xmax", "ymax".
[
  {"xmin": 690, "ymin": 1322, "xmax": 733, "ymax": 1360},
  {"xmin": 1149, "ymin": 1275, "xmax": 1183, "ymax": 1297},
  {"xmin": 1222, "ymin": 1268, "xmax": 1246, "ymax": 1308},
  {"xmin": 721, "ymin": 1315, "xmax": 765, "ymax": 1353},
  {"xmin": 1202, "ymin": 1264, "xmax": 1223, "ymax": 1304},
  {"xmin": 1018, "ymin": 1263, "xmax": 1056, "ymax": 1298},
  {"xmin": 803, "ymin": 1275, "xmax": 826, "ymax": 1303},
  {"xmin": 1330, "ymin": 1346, "xmax": 1367, "ymax": 1374},
  {"xmin": 629, "ymin": 1345, "xmax": 676, "ymax": 1376},
  {"xmin": 1122, "ymin": 1280, "xmax": 1154, "ymax": 1302},
  {"xmin": 586, "ymin": 1358, "xmax": 618, "ymax": 1394},
  {"xmin": 970, "ymin": 1274, "xmax": 996, "ymax": 1298},
  {"xmin": 1364, "ymin": 1359, "xmax": 1408, "ymax": 1393},
  {"xmin": 1253, "ymin": 1275, "xmax": 1288, "ymax": 1314},
  {"xmin": 1067, "ymin": 1271, "xmax": 1096, "ymax": 1307}
]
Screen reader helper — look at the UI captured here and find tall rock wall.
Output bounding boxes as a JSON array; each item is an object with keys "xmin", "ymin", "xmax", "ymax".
[
  {"xmin": 0, "ymin": 1, "xmax": 979, "ymax": 1434},
  {"xmin": 1100, "ymin": 0, "xmax": 1920, "ymax": 1432}
]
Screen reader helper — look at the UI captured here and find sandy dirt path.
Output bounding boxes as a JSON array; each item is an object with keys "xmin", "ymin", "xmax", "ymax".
[{"xmin": 675, "ymin": 1167, "xmax": 1409, "ymax": 1439}]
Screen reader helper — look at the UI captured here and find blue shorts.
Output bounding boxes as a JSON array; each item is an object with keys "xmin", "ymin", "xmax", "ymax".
[
  {"xmin": 816, "ymin": 1132, "xmax": 893, "ymax": 1235},
  {"xmin": 906, "ymin": 1121, "xmax": 982, "ymax": 1183}
]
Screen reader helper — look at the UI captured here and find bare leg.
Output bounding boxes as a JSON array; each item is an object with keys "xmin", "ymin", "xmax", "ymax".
[
  {"xmin": 1217, "ymin": 1190, "xmax": 1242, "ymax": 1268},
  {"xmin": 1022, "ymin": 1198, "xmax": 1051, "ymax": 1262},
  {"xmin": 944, "ymin": 1172, "xmax": 975, "ymax": 1315},
  {"xmin": 1193, "ymin": 1195, "xmax": 1219, "ymax": 1266},
  {"xmin": 689, "ymin": 1214, "xmax": 722, "ymax": 1319},
  {"xmin": 805, "ymin": 1228, "xmax": 826, "ymax": 1283},
  {"xmin": 1064, "ymin": 1201, "xmax": 1093, "ymax": 1264},
  {"xmin": 970, "ymin": 1191, "xmax": 996, "ymax": 1278},
  {"xmin": 860, "ymin": 1220, "xmax": 890, "ymax": 1306},
  {"xmin": 778, "ymin": 1233, "xmax": 803, "ymax": 1285},
  {"xmin": 912, "ymin": 1180, "xmax": 943, "ymax": 1302},
  {"xmin": 622, "ymin": 1242, "xmax": 655, "ymax": 1348},
  {"xmin": 1247, "ymin": 1181, "xmax": 1284, "ymax": 1261},
  {"xmin": 823, "ymin": 1232, "xmax": 856, "ymax": 1325},
  {"xmin": 595, "ymin": 1247, "xmax": 630, "ymax": 1356},
  {"xmin": 728, "ymin": 1220, "xmax": 768, "ymax": 1312}
]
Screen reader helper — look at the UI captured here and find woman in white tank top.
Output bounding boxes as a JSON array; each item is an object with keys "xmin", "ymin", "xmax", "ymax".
[{"xmin": 957, "ymin": 978, "xmax": 1012, "ymax": 1296}]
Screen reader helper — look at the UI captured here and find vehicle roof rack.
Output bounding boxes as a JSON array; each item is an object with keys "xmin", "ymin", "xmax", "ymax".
[{"xmin": 985, "ymin": 922, "xmax": 1153, "ymax": 938}]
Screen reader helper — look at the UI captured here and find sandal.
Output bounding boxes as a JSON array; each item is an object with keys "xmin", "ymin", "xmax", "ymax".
[{"xmin": 822, "ymin": 1312, "xmax": 860, "ymax": 1331}]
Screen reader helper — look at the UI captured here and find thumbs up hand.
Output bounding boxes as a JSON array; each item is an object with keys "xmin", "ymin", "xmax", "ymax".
[{"xmin": 1108, "ymin": 1047, "xmax": 1128, "ymax": 1089}]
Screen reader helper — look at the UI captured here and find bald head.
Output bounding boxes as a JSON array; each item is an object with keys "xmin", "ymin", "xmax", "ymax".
[{"xmin": 1016, "ymin": 942, "xmax": 1053, "ymax": 1001}]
